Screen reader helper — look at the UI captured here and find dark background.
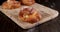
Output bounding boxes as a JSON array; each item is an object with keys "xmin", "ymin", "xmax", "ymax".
[{"xmin": 0, "ymin": 0, "xmax": 60, "ymax": 32}]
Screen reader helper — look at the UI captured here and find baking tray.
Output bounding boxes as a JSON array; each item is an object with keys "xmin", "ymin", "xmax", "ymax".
[{"xmin": 0, "ymin": 3, "xmax": 59, "ymax": 29}]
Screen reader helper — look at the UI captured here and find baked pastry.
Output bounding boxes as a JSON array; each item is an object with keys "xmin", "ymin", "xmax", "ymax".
[
  {"xmin": 19, "ymin": 8, "xmax": 42, "ymax": 24},
  {"xmin": 2, "ymin": 0, "xmax": 21, "ymax": 9},
  {"xmin": 21, "ymin": 0, "xmax": 35, "ymax": 6}
]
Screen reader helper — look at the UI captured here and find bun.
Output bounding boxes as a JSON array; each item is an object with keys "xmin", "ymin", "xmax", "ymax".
[
  {"xmin": 21, "ymin": 0, "xmax": 35, "ymax": 6},
  {"xmin": 2, "ymin": 1, "xmax": 21, "ymax": 9},
  {"xmin": 19, "ymin": 8, "xmax": 41, "ymax": 24}
]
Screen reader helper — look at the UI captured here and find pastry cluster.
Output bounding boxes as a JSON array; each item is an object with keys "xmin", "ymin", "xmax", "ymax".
[
  {"xmin": 2, "ymin": 0, "xmax": 35, "ymax": 9},
  {"xmin": 19, "ymin": 8, "xmax": 41, "ymax": 23}
]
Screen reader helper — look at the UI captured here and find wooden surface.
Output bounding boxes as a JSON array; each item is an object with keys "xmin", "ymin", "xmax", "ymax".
[{"xmin": 0, "ymin": 8, "xmax": 60, "ymax": 32}]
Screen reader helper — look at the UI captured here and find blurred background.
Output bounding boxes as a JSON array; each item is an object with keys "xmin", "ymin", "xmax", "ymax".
[{"xmin": 36, "ymin": 0, "xmax": 60, "ymax": 11}]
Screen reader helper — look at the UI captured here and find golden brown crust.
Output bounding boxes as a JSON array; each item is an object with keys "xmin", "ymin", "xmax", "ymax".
[
  {"xmin": 21, "ymin": 0, "xmax": 35, "ymax": 6},
  {"xmin": 19, "ymin": 8, "xmax": 41, "ymax": 24},
  {"xmin": 2, "ymin": 1, "xmax": 21, "ymax": 9}
]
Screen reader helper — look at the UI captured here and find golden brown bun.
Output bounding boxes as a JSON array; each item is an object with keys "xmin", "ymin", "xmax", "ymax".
[
  {"xmin": 2, "ymin": 1, "xmax": 21, "ymax": 9},
  {"xmin": 21, "ymin": 0, "xmax": 35, "ymax": 6},
  {"xmin": 19, "ymin": 8, "xmax": 41, "ymax": 24}
]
